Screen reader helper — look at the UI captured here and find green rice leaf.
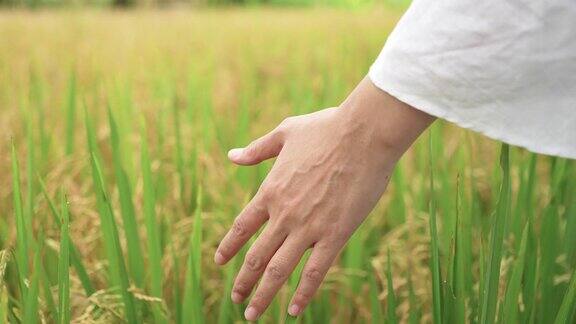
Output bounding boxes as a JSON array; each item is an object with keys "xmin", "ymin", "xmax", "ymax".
[
  {"xmin": 428, "ymin": 131, "xmax": 443, "ymax": 324},
  {"xmin": 141, "ymin": 118, "xmax": 166, "ymax": 323},
  {"xmin": 108, "ymin": 107, "xmax": 145, "ymax": 288},
  {"xmin": 554, "ymin": 267, "xmax": 576, "ymax": 324},
  {"xmin": 39, "ymin": 177, "xmax": 95, "ymax": 296},
  {"xmin": 501, "ymin": 224, "xmax": 529, "ymax": 324},
  {"xmin": 480, "ymin": 144, "xmax": 511, "ymax": 324},
  {"xmin": 181, "ymin": 187, "xmax": 204, "ymax": 324},
  {"xmin": 86, "ymin": 107, "xmax": 138, "ymax": 322},
  {"xmin": 65, "ymin": 72, "xmax": 77, "ymax": 156},
  {"xmin": 23, "ymin": 249, "xmax": 41, "ymax": 324},
  {"xmin": 368, "ymin": 268, "xmax": 383, "ymax": 324},
  {"xmin": 58, "ymin": 192, "xmax": 71, "ymax": 324},
  {"xmin": 386, "ymin": 249, "xmax": 398, "ymax": 324},
  {"xmin": 11, "ymin": 140, "xmax": 29, "ymax": 296}
]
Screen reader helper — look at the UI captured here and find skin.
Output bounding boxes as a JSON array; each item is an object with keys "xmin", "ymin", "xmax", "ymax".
[{"xmin": 215, "ymin": 77, "xmax": 435, "ymax": 321}]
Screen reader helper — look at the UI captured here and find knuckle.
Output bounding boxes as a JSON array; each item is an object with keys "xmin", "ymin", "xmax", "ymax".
[
  {"xmin": 266, "ymin": 263, "xmax": 287, "ymax": 281},
  {"xmin": 326, "ymin": 228, "xmax": 349, "ymax": 246},
  {"xmin": 276, "ymin": 210, "xmax": 296, "ymax": 226},
  {"xmin": 295, "ymin": 289, "xmax": 313, "ymax": 301},
  {"xmin": 249, "ymin": 198, "xmax": 267, "ymax": 215},
  {"xmin": 299, "ymin": 223, "xmax": 322, "ymax": 239},
  {"xmin": 231, "ymin": 218, "xmax": 247, "ymax": 237},
  {"xmin": 233, "ymin": 281, "xmax": 250, "ymax": 295},
  {"xmin": 244, "ymin": 141, "xmax": 261, "ymax": 158},
  {"xmin": 269, "ymin": 217, "xmax": 290, "ymax": 237},
  {"xmin": 276, "ymin": 116, "xmax": 300, "ymax": 137},
  {"xmin": 270, "ymin": 217, "xmax": 291, "ymax": 235},
  {"xmin": 218, "ymin": 245, "xmax": 232, "ymax": 259},
  {"xmin": 279, "ymin": 117, "xmax": 295, "ymax": 129},
  {"xmin": 304, "ymin": 268, "xmax": 322, "ymax": 283},
  {"xmin": 244, "ymin": 252, "xmax": 264, "ymax": 272},
  {"xmin": 259, "ymin": 184, "xmax": 274, "ymax": 201},
  {"xmin": 250, "ymin": 291, "xmax": 266, "ymax": 308}
]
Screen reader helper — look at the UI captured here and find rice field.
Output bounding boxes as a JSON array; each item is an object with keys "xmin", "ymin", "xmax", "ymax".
[{"xmin": 0, "ymin": 8, "xmax": 575, "ymax": 324}]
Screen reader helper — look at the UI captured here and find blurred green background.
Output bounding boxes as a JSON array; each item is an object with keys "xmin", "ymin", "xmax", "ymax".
[{"xmin": 2, "ymin": 0, "xmax": 576, "ymax": 323}]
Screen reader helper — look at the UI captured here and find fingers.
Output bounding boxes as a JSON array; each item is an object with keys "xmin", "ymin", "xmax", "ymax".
[
  {"xmin": 287, "ymin": 241, "xmax": 341, "ymax": 317},
  {"xmin": 244, "ymin": 236, "xmax": 310, "ymax": 321},
  {"xmin": 215, "ymin": 197, "xmax": 268, "ymax": 265},
  {"xmin": 231, "ymin": 223, "xmax": 287, "ymax": 304},
  {"xmin": 228, "ymin": 124, "xmax": 287, "ymax": 166}
]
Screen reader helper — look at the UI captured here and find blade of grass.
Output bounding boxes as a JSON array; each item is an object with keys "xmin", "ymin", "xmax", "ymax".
[
  {"xmin": 40, "ymin": 262, "xmax": 58, "ymax": 321},
  {"xmin": 521, "ymin": 217, "xmax": 538, "ymax": 324},
  {"xmin": 217, "ymin": 256, "xmax": 238, "ymax": 324},
  {"xmin": 389, "ymin": 165, "xmax": 407, "ymax": 225},
  {"xmin": 181, "ymin": 187, "xmax": 204, "ymax": 324},
  {"xmin": 11, "ymin": 139, "xmax": 29, "ymax": 296},
  {"xmin": 169, "ymin": 241, "xmax": 182, "ymax": 324},
  {"xmin": 454, "ymin": 173, "xmax": 470, "ymax": 324},
  {"xmin": 501, "ymin": 223, "xmax": 529, "ymax": 324},
  {"xmin": 512, "ymin": 153, "xmax": 537, "ymax": 247},
  {"xmin": 113, "ymin": 82, "xmax": 136, "ymax": 182},
  {"xmin": 25, "ymin": 113, "xmax": 36, "ymax": 238},
  {"xmin": 563, "ymin": 162, "xmax": 576, "ymax": 266},
  {"xmin": 29, "ymin": 70, "xmax": 50, "ymax": 164},
  {"xmin": 520, "ymin": 155, "xmax": 539, "ymax": 324},
  {"xmin": 343, "ymin": 229, "xmax": 364, "ymax": 294},
  {"xmin": 407, "ymin": 273, "xmax": 420, "ymax": 324},
  {"xmin": 23, "ymin": 248, "xmax": 41, "ymax": 324},
  {"xmin": 444, "ymin": 235, "xmax": 456, "ymax": 324},
  {"xmin": 65, "ymin": 72, "xmax": 77, "ymax": 156},
  {"xmin": 554, "ymin": 267, "xmax": 576, "ymax": 324},
  {"xmin": 428, "ymin": 131, "xmax": 443, "ymax": 324},
  {"xmin": 538, "ymin": 158, "xmax": 564, "ymax": 322},
  {"xmin": 480, "ymin": 144, "xmax": 511, "ymax": 324},
  {"xmin": 89, "ymin": 152, "xmax": 138, "ymax": 323},
  {"xmin": 386, "ymin": 249, "xmax": 398, "ymax": 324},
  {"xmin": 108, "ymin": 107, "xmax": 145, "ymax": 288},
  {"xmin": 86, "ymin": 107, "xmax": 138, "ymax": 322},
  {"xmin": 172, "ymin": 98, "xmax": 187, "ymax": 208},
  {"xmin": 39, "ymin": 177, "xmax": 95, "ymax": 296},
  {"xmin": 368, "ymin": 268, "xmax": 383, "ymax": 324},
  {"xmin": 338, "ymin": 228, "xmax": 364, "ymax": 320},
  {"xmin": 141, "ymin": 118, "xmax": 166, "ymax": 323},
  {"xmin": 0, "ymin": 251, "xmax": 8, "ymax": 323},
  {"xmin": 58, "ymin": 192, "xmax": 71, "ymax": 324}
]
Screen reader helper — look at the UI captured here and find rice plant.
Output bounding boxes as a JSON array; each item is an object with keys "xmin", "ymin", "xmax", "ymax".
[{"xmin": 0, "ymin": 8, "xmax": 575, "ymax": 323}]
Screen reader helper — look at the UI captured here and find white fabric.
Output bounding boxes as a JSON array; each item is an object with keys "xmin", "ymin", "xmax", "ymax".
[{"xmin": 369, "ymin": 0, "xmax": 576, "ymax": 159}]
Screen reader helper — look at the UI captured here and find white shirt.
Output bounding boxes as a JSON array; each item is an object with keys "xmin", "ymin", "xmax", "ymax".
[{"xmin": 369, "ymin": 0, "xmax": 576, "ymax": 159}]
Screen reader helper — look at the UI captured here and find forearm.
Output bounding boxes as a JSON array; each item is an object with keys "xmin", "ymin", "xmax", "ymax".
[{"xmin": 338, "ymin": 77, "xmax": 436, "ymax": 163}]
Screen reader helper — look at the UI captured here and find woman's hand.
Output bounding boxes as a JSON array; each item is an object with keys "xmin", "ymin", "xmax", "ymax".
[{"xmin": 214, "ymin": 77, "xmax": 434, "ymax": 321}]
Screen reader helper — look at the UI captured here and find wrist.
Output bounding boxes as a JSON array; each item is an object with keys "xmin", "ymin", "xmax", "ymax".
[
  {"xmin": 337, "ymin": 77, "xmax": 435, "ymax": 162},
  {"xmin": 337, "ymin": 101, "xmax": 406, "ymax": 162}
]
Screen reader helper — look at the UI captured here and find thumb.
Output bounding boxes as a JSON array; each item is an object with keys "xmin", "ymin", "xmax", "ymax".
[{"xmin": 228, "ymin": 128, "xmax": 285, "ymax": 166}]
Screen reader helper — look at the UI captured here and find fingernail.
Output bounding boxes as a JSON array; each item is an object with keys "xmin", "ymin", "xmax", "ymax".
[
  {"xmin": 244, "ymin": 306, "xmax": 260, "ymax": 321},
  {"xmin": 231, "ymin": 292, "xmax": 243, "ymax": 304},
  {"xmin": 228, "ymin": 148, "xmax": 243, "ymax": 160},
  {"xmin": 214, "ymin": 251, "xmax": 225, "ymax": 265},
  {"xmin": 288, "ymin": 304, "xmax": 300, "ymax": 316}
]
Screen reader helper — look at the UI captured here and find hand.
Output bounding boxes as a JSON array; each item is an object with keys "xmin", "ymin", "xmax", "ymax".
[{"xmin": 214, "ymin": 78, "xmax": 434, "ymax": 321}]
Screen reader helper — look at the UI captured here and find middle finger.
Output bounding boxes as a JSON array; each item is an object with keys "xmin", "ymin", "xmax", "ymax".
[
  {"xmin": 244, "ymin": 234, "xmax": 310, "ymax": 321},
  {"xmin": 231, "ymin": 222, "xmax": 288, "ymax": 303}
]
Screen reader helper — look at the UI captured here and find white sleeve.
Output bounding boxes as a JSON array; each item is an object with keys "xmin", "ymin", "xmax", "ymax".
[{"xmin": 369, "ymin": 0, "xmax": 576, "ymax": 159}]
